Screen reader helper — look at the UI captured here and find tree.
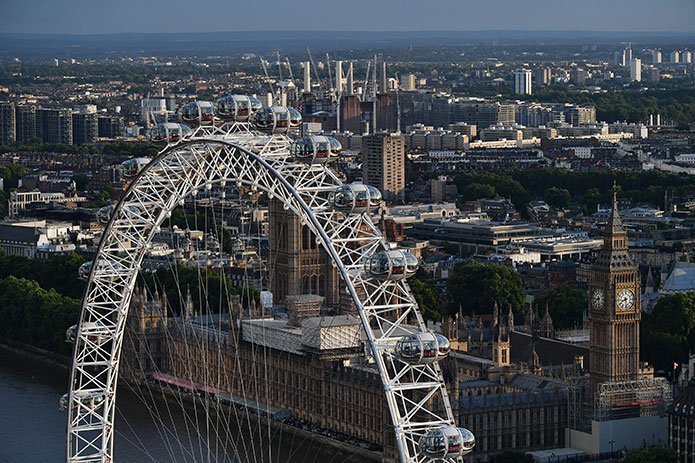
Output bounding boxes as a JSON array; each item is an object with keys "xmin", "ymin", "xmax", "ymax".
[
  {"xmin": 409, "ymin": 277, "xmax": 443, "ymax": 321},
  {"xmin": 0, "ymin": 252, "xmax": 85, "ymax": 299},
  {"xmin": 543, "ymin": 186, "xmax": 570, "ymax": 209},
  {"xmin": 641, "ymin": 292, "xmax": 695, "ymax": 371},
  {"xmin": 447, "ymin": 261, "xmax": 525, "ymax": 316},
  {"xmin": 0, "ymin": 276, "xmax": 81, "ymax": 355},
  {"xmin": 0, "ymin": 164, "xmax": 27, "ymax": 191},
  {"xmin": 463, "ymin": 183, "xmax": 496, "ymax": 201},
  {"xmin": 533, "ymin": 284, "xmax": 587, "ymax": 330},
  {"xmin": 624, "ymin": 446, "xmax": 678, "ymax": 463},
  {"xmin": 72, "ymin": 173, "xmax": 90, "ymax": 192}
]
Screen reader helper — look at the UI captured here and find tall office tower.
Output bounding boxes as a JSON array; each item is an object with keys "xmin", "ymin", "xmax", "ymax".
[
  {"xmin": 513, "ymin": 69, "xmax": 532, "ymax": 95},
  {"xmin": 339, "ymin": 95, "xmax": 361, "ymax": 133},
  {"xmin": 402, "ymin": 74, "xmax": 417, "ymax": 91},
  {"xmin": 683, "ymin": 51, "xmax": 693, "ymax": 64},
  {"xmin": 362, "ymin": 133, "xmax": 405, "ymax": 202},
  {"xmin": 589, "ymin": 188, "xmax": 641, "ymax": 393},
  {"xmin": 375, "ymin": 93, "xmax": 395, "ymax": 132},
  {"xmin": 0, "ymin": 102, "xmax": 16, "ymax": 146},
  {"xmin": 15, "ymin": 105, "xmax": 36, "ymax": 143},
  {"xmin": 624, "ymin": 46, "xmax": 632, "ymax": 65},
  {"xmin": 451, "ymin": 102, "xmax": 516, "ymax": 129},
  {"xmin": 614, "ymin": 50, "xmax": 626, "ymax": 67},
  {"xmin": 268, "ymin": 198, "xmax": 339, "ymax": 307},
  {"xmin": 36, "ymin": 108, "xmax": 73, "ymax": 145},
  {"xmin": 534, "ymin": 67, "xmax": 552, "ymax": 86},
  {"xmin": 72, "ymin": 106, "xmax": 98, "ymax": 145},
  {"xmin": 98, "ymin": 116, "xmax": 125, "ymax": 139},
  {"xmin": 630, "ymin": 58, "xmax": 642, "ymax": 82},
  {"xmin": 303, "ymin": 60, "xmax": 311, "ymax": 94},
  {"xmin": 651, "ymin": 49, "xmax": 662, "ymax": 64},
  {"xmin": 566, "ymin": 105, "xmax": 597, "ymax": 125},
  {"xmin": 571, "ymin": 68, "xmax": 588, "ymax": 85},
  {"xmin": 670, "ymin": 50, "xmax": 681, "ymax": 63}
]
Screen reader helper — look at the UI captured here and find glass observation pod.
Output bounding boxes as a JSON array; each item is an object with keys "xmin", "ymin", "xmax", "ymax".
[
  {"xmin": 78, "ymin": 260, "xmax": 127, "ymax": 281},
  {"xmin": 216, "ymin": 95, "xmax": 263, "ymax": 121},
  {"xmin": 364, "ymin": 249, "xmax": 419, "ymax": 281},
  {"xmin": 80, "ymin": 321, "xmax": 110, "ymax": 346},
  {"xmin": 66, "ymin": 324, "xmax": 78, "ymax": 344},
  {"xmin": 328, "ymin": 183, "xmax": 382, "ymax": 214},
  {"xmin": 96, "ymin": 205, "xmax": 115, "ymax": 224},
  {"xmin": 73, "ymin": 390, "xmax": 106, "ymax": 411},
  {"xmin": 288, "ymin": 107, "xmax": 302, "ymax": 128},
  {"xmin": 96, "ymin": 204, "xmax": 141, "ymax": 225},
  {"xmin": 291, "ymin": 135, "xmax": 342, "ymax": 164},
  {"xmin": 120, "ymin": 157, "xmax": 150, "ymax": 178},
  {"xmin": 418, "ymin": 426, "xmax": 475, "ymax": 459},
  {"xmin": 179, "ymin": 100, "xmax": 216, "ymax": 125},
  {"xmin": 395, "ymin": 332, "xmax": 451, "ymax": 364},
  {"xmin": 149, "ymin": 122, "xmax": 192, "ymax": 144},
  {"xmin": 254, "ymin": 106, "xmax": 303, "ymax": 133}
]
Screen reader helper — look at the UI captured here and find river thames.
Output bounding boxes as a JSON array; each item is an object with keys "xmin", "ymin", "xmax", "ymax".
[{"xmin": 0, "ymin": 346, "xmax": 362, "ymax": 463}]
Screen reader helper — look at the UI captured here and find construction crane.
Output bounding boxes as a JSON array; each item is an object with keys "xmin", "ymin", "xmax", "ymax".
[
  {"xmin": 325, "ymin": 52, "xmax": 334, "ymax": 97},
  {"xmin": 363, "ymin": 60, "xmax": 371, "ymax": 98},
  {"xmin": 259, "ymin": 56, "xmax": 276, "ymax": 104},
  {"xmin": 285, "ymin": 57, "xmax": 298, "ymax": 102},
  {"xmin": 276, "ymin": 51, "xmax": 283, "ymax": 82},
  {"xmin": 306, "ymin": 47, "xmax": 322, "ymax": 93}
]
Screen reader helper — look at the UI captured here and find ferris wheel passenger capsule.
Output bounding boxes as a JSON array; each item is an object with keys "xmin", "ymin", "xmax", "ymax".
[
  {"xmin": 395, "ymin": 332, "xmax": 451, "ymax": 364},
  {"xmin": 364, "ymin": 249, "xmax": 419, "ymax": 281},
  {"xmin": 216, "ymin": 95, "xmax": 263, "ymax": 121},
  {"xmin": 148, "ymin": 122, "xmax": 192, "ymax": 144},
  {"xmin": 96, "ymin": 205, "xmax": 115, "ymax": 224},
  {"xmin": 73, "ymin": 390, "xmax": 106, "ymax": 411},
  {"xmin": 78, "ymin": 261, "xmax": 93, "ymax": 280},
  {"xmin": 179, "ymin": 100, "xmax": 215, "ymax": 125},
  {"xmin": 328, "ymin": 183, "xmax": 382, "ymax": 214},
  {"xmin": 120, "ymin": 157, "xmax": 150, "ymax": 178},
  {"xmin": 81, "ymin": 321, "xmax": 110, "ymax": 346},
  {"xmin": 288, "ymin": 107, "xmax": 302, "ymax": 127},
  {"xmin": 254, "ymin": 106, "xmax": 288, "ymax": 133},
  {"xmin": 418, "ymin": 426, "xmax": 475, "ymax": 459},
  {"xmin": 66, "ymin": 324, "xmax": 78, "ymax": 344},
  {"xmin": 291, "ymin": 135, "xmax": 341, "ymax": 164}
]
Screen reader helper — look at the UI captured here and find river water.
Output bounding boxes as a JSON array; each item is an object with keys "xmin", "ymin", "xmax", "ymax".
[{"xmin": 0, "ymin": 347, "xmax": 363, "ymax": 463}]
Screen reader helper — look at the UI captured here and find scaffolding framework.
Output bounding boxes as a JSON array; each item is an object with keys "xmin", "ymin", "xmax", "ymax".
[{"xmin": 593, "ymin": 378, "xmax": 672, "ymax": 421}]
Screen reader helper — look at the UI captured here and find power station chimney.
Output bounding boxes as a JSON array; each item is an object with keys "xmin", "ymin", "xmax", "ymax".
[
  {"xmin": 335, "ymin": 61, "xmax": 343, "ymax": 94},
  {"xmin": 347, "ymin": 62, "xmax": 354, "ymax": 96}
]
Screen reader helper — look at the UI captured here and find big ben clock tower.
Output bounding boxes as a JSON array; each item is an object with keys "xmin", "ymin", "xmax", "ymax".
[{"xmin": 589, "ymin": 185, "xmax": 641, "ymax": 394}]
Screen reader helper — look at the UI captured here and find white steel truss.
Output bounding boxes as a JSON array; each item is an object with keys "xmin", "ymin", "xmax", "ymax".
[{"xmin": 68, "ymin": 129, "xmax": 458, "ymax": 463}]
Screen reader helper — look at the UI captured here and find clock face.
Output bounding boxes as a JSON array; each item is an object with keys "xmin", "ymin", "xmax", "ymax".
[
  {"xmin": 592, "ymin": 289, "xmax": 605, "ymax": 310},
  {"xmin": 617, "ymin": 289, "xmax": 635, "ymax": 311}
]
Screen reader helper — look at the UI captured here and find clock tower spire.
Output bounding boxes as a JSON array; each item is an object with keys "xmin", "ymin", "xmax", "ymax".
[{"xmin": 588, "ymin": 183, "xmax": 641, "ymax": 393}]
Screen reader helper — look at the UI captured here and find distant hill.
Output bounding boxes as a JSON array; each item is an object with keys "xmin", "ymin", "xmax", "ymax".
[{"xmin": 0, "ymin": 30, "xmax": 693, "ymax": 59}]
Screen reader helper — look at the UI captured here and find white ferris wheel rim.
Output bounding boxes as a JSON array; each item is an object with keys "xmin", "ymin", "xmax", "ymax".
[{"xmin": 67, "ymin": 131, "xmax": 458, "ymax": 463}]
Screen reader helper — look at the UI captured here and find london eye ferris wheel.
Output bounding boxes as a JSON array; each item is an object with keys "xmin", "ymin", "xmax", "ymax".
[{"xmin": 65, "ymin": 92, "xmax": 475, "ymax": 463}]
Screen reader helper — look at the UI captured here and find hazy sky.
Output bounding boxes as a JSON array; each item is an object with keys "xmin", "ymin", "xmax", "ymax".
[{"xmin": 1, "ymin": 0, "xmax": 694, "ymax": 34}]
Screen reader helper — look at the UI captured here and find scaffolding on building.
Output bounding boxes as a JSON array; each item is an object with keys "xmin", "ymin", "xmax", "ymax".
[
  {"xmin": 568, "ymin": 375, "xmax": 590, "ymax": 431},
  {"xmin": 593, "ymin": 377, "xmax": 672, "ymax": 421}
]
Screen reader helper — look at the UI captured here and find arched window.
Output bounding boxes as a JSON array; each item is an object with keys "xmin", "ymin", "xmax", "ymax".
[
  {"xmin": 302, "ymin": 276, "xmax": 310, "ymax": 294},
  {"xmin": 302, "ymin": 227, "xmax": 311, "ymax": 250},
  {"xmin": 311, "ymin": 274, "xmax": 318, "ymax": 294}
]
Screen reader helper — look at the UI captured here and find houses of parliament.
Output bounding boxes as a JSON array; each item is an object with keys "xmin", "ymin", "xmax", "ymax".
[{"xmin": 121, "ymin": 188, "xmax": 671, "ymax": 462}]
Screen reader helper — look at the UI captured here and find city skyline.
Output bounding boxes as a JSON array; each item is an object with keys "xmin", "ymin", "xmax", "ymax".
[{"xmin": 1, "ymin": 0, "xmax": 694, "ymax": 35}]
